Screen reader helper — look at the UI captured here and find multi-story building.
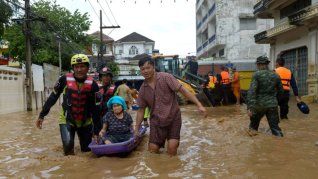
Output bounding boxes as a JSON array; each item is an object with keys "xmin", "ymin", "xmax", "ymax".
[
  {"xmin": 87, "ymin": 31, "xmax": 115, "ymax": 72},
  {"xmin": 114, "ymin": 32, "xmax": 155, "ymax": 76},
  {"xmin": 254, "ymin": 0, "xmax": 318, "ymax": 98},
  {"xmin": 114, "ymin": 32, "xmax": 155, "ymax": 60},
  {"xmin": 196, "ymin": 0, "xmax": 273, "ymax": 70}
]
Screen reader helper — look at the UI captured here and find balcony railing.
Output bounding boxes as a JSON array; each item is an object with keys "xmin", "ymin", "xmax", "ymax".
[
  {"xmin": 202, "ymin": 40, "xmax": 208, "ymax": 48},
  {"xmin": 202, "ymin": 14, "xmax": 208, "ymax": 23},
  {"xmin": 254, "ymin": 31, "xmax": 267, "ymax": 43},
  {"xmin": 209, "ymin": 34, "xmax": 216, "ymax": 44},
  {"xmin": 197, "ymin": 46, "xmax": 202, "ymax": 53},
  {"xmin": 253, "ymin": 0, "xmax": 272, "ymax": 15},
  {"xmin": 208, "ymin": 4, "xmax": 216, "ymax": 16},
  {"xmin": 196, "ymin": 21, "xmax": 202, "ymax": 29},
  {"xmin": 267, "ymin": 21, "xmax": 294, "ymax": 37},
  {"xmin": 289, "ymin": 4, "xmax": 318, "ymax": 25},
  {"xmin": 196, "ymin": 3, "xmax": 216, "ymax": 30}
]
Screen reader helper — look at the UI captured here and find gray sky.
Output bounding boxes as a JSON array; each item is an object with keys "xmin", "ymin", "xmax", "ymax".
[{"xmin": 52, "ymin": 0, "xmax": 196, "ymax": 57}]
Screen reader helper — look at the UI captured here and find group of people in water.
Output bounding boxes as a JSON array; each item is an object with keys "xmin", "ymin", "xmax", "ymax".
[
  {"xmin": 35, "ymin": 54, "xmax": 207, "ymax": 156},
  {"xmin": 35, "ymin": 53, "xmax": 308, "ymax": 156}
]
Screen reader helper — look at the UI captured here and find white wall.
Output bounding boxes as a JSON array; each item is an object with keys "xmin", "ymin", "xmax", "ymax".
[{"xmin": 0, "ymin": 67, "xmax": 25, "ymax": 114}]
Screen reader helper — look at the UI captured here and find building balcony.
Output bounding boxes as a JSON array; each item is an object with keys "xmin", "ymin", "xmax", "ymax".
[
  {"xmin": 253, "ymin": 0, "xmax": 273, "ymax": 18},
  {"xmin": 289, "ymin": 4, "xmax": 318, "ymax": 26},
  {"xmin": 254, "ymin": 20, "xmax": 295, "ymax": 43},
  {"xmin": 208, "ymin": 4, "xmax": 216, "ymax": 16},
  {"xmin": 254, "ymin": 0, "xmax": 293, "ymax": 18},
  {"xmin": 254, "ymin": 4, "xmax": 318, "ymax": 44}
]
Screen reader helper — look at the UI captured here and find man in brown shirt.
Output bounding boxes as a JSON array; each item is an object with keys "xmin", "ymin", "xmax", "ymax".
[{"xmin": 135, "ymin": 56, "xmax": 207, "ymax": 156}]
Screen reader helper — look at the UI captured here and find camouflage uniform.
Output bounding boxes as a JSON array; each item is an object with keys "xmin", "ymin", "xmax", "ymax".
[{"xmin": 247, "ymin": 62, "xmax": 284, "ymax": 137}]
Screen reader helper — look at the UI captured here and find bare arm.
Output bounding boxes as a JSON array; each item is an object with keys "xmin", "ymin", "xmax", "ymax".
[
  {"xmin": 178, "ymin": 86, "xmax": 207, "ymax": 117},
  {"xmin": 134, "ymin": 107, "xmax": 145, "ymax": 136}
]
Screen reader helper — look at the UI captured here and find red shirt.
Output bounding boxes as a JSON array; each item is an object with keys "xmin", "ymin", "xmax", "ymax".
[{"xmin": 137, "ymin": 72, "xmax": 182, "ymax": 127}]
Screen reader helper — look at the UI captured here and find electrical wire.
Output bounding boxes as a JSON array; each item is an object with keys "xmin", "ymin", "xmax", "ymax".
[{"xmin": 96, "ymin": 0, "xmax": 114, "ymax": 26}]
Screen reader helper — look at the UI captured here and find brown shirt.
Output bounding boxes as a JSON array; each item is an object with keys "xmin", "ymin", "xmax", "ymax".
[{"xmin": 137, "ymin": 72, "xmax": 182, "ymax": 127}]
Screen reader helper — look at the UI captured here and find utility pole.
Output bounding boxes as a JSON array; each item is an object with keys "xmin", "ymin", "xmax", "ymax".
[
  {"xmin": 98, "ymin": 10, "xmax": 120, "ymax": 70},
  {"xmin": 57, "ymin": 36, "xmax": 62, "ymax": 75},
  {"xmin": 25, "ymin": 0, "xmax": 33, "ymax": 111}
]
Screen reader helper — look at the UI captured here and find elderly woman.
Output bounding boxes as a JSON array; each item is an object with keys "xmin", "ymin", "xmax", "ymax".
[{"xmin": 99, "ymin": 96, "xmax": 133, "ymax": 144}]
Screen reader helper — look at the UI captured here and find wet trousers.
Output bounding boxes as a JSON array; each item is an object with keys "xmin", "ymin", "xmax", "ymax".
[
  {"xmin": 249, "ymin": 107, "xmax": 283, "ymax": 137},
  {"xmin": 59, "ymin": 124, "xmax": 92, "ymax": 155},
  {"xmin": 277, "ymin": 90, "xmax": 290, "ymax": 119},
  {"xmin": 221, "ymin": 84, "xmax": 231, "ymax": 105}
]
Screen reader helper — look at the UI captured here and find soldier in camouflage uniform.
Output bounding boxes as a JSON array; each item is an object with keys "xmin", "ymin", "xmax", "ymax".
[{"xmin": 246, "ymin": 56, "xmax": 284, "ymax": 137}]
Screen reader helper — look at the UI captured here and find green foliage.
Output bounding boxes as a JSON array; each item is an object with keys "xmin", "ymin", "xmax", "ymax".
[
  {"xmin": 3, "ymin": 0, "xmax": 92, "ymax": 70},
  {"xmin": 0, "ymin": 0, "xmax": 13, "ymax": 38},
  {"xmin": 107, "ymin": 61, "xmax": 120, "ymax": 76}
]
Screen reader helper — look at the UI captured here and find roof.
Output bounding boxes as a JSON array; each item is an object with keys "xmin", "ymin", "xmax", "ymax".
[
  {"xmin": 116, "ymin": 32, "xmax": 154, "ymax": 43},
  {"xmin": 89, "ymin": 31, "xmax": 114, "ymax": 43}
]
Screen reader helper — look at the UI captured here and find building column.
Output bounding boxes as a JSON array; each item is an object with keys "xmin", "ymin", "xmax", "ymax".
[
  {"xmin": 269, "ymin": 43, "xmax": 276, "ymax": 70},
  {"xmin": 307, "ymin": 30, "xmax": 318, "ymax": 100}
]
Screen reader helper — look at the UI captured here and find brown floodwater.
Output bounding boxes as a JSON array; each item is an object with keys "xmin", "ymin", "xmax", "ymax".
[{"xmin": 0, "ymin": 101, "xmax": 318, "ymax": 178}]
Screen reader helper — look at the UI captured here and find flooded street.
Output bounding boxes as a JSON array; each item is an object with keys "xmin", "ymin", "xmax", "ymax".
[{"xmin": 0, "ymin": 102, "xmax": 318, "ymax": 178}]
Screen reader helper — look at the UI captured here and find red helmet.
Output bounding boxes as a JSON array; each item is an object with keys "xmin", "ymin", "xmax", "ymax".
[{"xmin": 99, "ymin": 67, "xmax": 113, "ymax": 78}]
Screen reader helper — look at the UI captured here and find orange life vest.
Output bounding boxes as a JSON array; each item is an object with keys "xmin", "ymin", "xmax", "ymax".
[
  {"xmin": 221, "ymin": 71, "xmax": 230, "ymax": 84},
  {"xmin": 65, "ymin": 73, "xmax": 93, "ymax": 122},
  {"xmin": 275, "ymin": 67, "xmax": 292, "ymax": 91}
]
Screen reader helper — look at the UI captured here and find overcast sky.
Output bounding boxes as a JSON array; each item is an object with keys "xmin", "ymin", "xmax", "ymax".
[{"xmin": 52, "ymin": 0, "xmax": 196, "ymax": 57}]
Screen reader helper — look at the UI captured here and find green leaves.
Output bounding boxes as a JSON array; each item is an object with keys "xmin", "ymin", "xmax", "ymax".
[{"xmin": 2, "ymin": 0, "xmax": 92, "ymax": 70}]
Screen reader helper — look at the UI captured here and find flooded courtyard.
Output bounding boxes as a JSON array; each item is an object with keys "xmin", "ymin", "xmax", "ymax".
[{"xmin": 0, "ymin": 102, "xmax": 318, "ymax": 178}]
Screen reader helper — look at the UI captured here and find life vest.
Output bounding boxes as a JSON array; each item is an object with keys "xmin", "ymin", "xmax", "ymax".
[
  {"xmin": 65, "ymin": 73, "xmax": 93, "ymax": 122},
  {"xmin": 207, "ymin": 75, "xmax": 217, "ymax": 88},
  {"xmin": 221, "ymin": 71, "xmax": 230, "ymax": 84},
  {"xmin": 275, "ymin": 67, "xmax": 292, "ymax": 91},
  {"xmin": 99, "ymin": 84, "xmax": 115, "ymax": 117}
]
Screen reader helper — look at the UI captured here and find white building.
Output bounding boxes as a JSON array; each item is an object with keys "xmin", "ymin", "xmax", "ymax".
[
  {"xmin": 114, "ymin": 32, "xmax": 155, "ymax": 76},
  {"xmin": 254, "ymin": 0, "xmax": 318, "ymax": 98},
  {"xmin": 114, "ymin": 32, "xmax": 155, "ymax": 60},
  {"xmin": 196, "ymin": 0, "xmax": 273, "ymax": 68}
]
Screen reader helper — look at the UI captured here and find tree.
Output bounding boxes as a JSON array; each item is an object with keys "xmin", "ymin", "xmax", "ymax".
[
  {"xmin": 107, "ymin": 61, "xmax": 120, "ymax": 76},
  {"xmin": 0, "ymin": 0, "xmax": 14, "ymax": 39},
  {"xmin": 3, "ymin": 0, "xmax": 93, "ymax": 70}
]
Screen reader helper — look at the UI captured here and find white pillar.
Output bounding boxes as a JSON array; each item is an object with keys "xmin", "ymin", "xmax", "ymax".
[{"xmin": 307, "ymin": 30, "xmax": 318, "ymax": 99}]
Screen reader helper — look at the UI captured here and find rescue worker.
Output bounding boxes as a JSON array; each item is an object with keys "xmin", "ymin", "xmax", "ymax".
[
  {"xmin": 204, "ymin": 71, "xmax": 218, "ymax": 106},
  {"xmin": 220, "ymin": 66, "xmax": 231, "ymax": 105},
  {"xmin": 97, "ymin": 67, "xmax": 115, "ymax": 118},
  {"xmin": 247, "ymin": 56, "xmax": 284, "ymax": 137},
  {"xmin": 275, "ymin": 57, "xmax": 301, "ymax": 119},
  {"xmin": 36, "ymin": 54, "xmax": 101, "ymax": 155},
  {"xmin": 231, "ymin": 67, "xmax": 240, "ymax": 105}
]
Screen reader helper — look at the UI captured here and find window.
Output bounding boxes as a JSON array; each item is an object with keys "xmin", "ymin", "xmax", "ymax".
[
  {"xmin": 280, "ymin": 0, "xmax": 311, "ymax": 19},
  {"xmin": 129, "ymin": 46, "xmax": 139, "ymax": 55},
  {"xmin": 219, "ymin": 49, "xmax": 225, "ymax": 57},
  {"xmin": 146, "ymin": 49, "xmax": 150, "ymax": 54},
  {"xmin": 240, "ymin": 18, "xmax": 256, "ymax": 30},
  {"xmin": 119, "ymin": 50, "xmax": 123, "ymax": 54}
]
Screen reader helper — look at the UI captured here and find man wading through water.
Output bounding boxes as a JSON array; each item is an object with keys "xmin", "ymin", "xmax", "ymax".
[
  {"xmin": 36, "ymin": 54, "xmax": 100, "ymax": 155},
  {"xmin": 134, "ymin": 56, "xmax": 207, "ymax": 156}
]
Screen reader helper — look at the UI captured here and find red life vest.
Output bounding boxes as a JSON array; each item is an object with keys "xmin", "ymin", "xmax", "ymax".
[
  {"xmin": 99, "ymin": 84, "xmax": 115, "ymax": 117},
  {"xmin": 275, "ymin": 67, "xmax": 292, "ymax": 91},
  {"xmin": 66, "ymin": 73, "xmax": 93, "ymax": 121}
]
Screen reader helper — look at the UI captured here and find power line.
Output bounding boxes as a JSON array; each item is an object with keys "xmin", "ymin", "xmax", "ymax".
[
  {"xmin": 97, "ymin": 0, "xmax": 113, "ymax": 26},
  {"xmin": 87, "ymin": 0, "xmax": 106, "ymax": 26},
  {"xmin": 103, "ymin": 0, "xmax": 119, "ymax": 26}
]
